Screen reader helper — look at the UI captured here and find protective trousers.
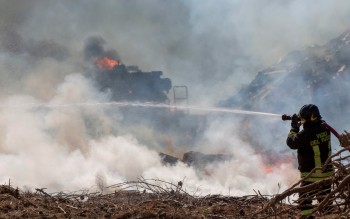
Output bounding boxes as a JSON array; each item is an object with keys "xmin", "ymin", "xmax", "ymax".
[{"xmin": 299, "ymin": 180, "xmax": 332, "ymax": 217}]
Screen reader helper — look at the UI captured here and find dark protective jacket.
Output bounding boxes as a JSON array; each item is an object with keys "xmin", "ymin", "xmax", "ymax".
[{"xmin": 286, "ymin": 120, "xmax": 333, "ymax": 182}]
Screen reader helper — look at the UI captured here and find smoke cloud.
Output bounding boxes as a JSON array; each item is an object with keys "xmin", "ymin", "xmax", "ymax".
[
  {"xmin": 0, "ymin": 0, "xmax": 349, "ymax": 195},
  {"xmin": 2, "ymin": 0, "xmax": 349, "ymax": 103}
]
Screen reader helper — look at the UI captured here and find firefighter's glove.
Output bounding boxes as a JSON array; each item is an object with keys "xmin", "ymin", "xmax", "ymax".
[{"xmin": 291, "ymin": 113, "xmax": 300, "ymax": 130}]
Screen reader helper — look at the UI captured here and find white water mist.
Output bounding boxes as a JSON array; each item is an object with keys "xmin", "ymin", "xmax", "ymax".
[{"xmin": 0, "ymin": 101, "xmax": 282, "ymax": 118}]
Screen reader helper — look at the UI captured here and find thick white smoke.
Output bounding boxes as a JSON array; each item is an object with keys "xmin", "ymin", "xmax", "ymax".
[
  {"xmin": 0, "ymin": 73, "xmax": 298, "ymax": 195},
  {"xmin": 0, "ymin": 0, "xmax": 348, "ymax": 195}
]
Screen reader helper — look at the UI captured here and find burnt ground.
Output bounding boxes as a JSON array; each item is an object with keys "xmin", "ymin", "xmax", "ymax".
[
  {"xmin": 0, "ymin": 183, "xmax": 341, "ymax": 219},
  {"xmin": 0, "ymin": 184, "xmax": 292, "ymax": 219}
]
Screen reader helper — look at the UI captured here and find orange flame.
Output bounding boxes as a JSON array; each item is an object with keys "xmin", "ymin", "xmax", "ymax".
[
  {"xmin": 256, "ymin": 149, "xmax": 296, "ymax": 174},
  {"xmin": 95, "ymin": 56, "xmax": 120, "ymax": 70},
  {"xmin": 262, "ymin": 156, "xmax": 296, "ymax": 174}
]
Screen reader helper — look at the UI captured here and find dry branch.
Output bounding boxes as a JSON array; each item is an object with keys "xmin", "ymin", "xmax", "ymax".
[{"xmin": 250, "ymin": 130, "xmax": 350, "ymax": 218}]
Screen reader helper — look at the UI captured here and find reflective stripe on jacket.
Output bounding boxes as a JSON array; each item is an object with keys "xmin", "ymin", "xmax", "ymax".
[{"xmin": 286, "ymin": 120, "xmax": 332, "ymax": 176}]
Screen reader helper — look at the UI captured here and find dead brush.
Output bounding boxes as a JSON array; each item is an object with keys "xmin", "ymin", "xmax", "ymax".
[{"xmin": 250, "ymin": 131, "xmax": 350, "ymax": 218}]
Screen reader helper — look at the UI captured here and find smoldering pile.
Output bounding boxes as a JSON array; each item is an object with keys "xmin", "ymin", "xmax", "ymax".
[{"xmin": 84, "ymin": 36, "xmax": 172, "ymax": 103}]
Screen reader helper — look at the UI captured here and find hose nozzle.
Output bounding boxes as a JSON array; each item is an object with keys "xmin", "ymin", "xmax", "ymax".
[
  {"xmin": 282, "ymin": 114, "xmax": 292, "ymax": 121},
  {"xmin": 282, "ymin": 114, "xmax": 301, "ymax": 121}
]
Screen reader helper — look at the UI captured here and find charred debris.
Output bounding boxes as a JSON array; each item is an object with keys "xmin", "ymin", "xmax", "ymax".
[
  {"xmin": 159, "ymin": 151, "xmax": 233, "ymax": 168},
  {"xmin": 84, "ymin": 36, "xmax": 208, "ymax": 161},
  {"xmin": 84, "ymin": 36, "xmax": 173, "ymax": 103},
  {"xmin": 93, "ymin": 63, "xmax": 172, "ymax": 103}
]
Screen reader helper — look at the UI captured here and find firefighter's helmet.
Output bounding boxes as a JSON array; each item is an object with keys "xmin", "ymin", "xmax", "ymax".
[{"xmin": 298, "ymin": 104, "xmax": 322, "ymax": 122}]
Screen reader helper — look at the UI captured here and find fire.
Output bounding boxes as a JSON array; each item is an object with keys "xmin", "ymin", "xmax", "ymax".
[
  {"xmin": 95, "ymin": 56, "xmax": 120, "ymax": 70},
  {"xmin": 256, "ymin": 149, "xmax": 296, "ymax": 174}
]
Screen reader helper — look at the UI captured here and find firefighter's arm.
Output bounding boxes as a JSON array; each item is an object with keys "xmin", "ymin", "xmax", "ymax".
[
  {"xmin": 286, "ymin": 114, "xmax": 304, "ymax": 149},
  {"xmin": 286, "ymin": 128, "xmax": 302, "ymax": 149}
]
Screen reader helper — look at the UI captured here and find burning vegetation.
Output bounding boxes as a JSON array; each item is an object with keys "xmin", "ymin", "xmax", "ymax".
[{"xmin": 1, "ymin": 132, "xmax": 349, "ymax": 218}]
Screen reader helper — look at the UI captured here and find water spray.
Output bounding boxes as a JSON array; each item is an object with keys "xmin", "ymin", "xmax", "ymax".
[{"xmin": 0, "ymin": 101, "xmax": 282, "ymax": 118}]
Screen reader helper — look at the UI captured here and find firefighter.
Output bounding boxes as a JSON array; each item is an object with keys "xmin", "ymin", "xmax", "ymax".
[{"xmin": 286, "ymin": 104, "xmax": 333, "ymax": 218}]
